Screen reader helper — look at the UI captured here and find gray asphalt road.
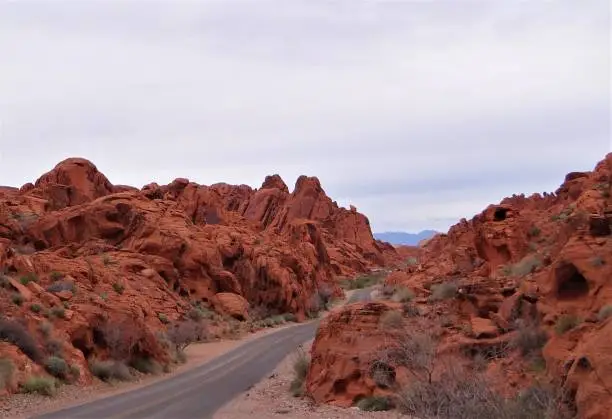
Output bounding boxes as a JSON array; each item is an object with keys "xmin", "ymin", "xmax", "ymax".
[{"xmin": 33, "ymin": 288, "xmax": 372, "ymax": 419}]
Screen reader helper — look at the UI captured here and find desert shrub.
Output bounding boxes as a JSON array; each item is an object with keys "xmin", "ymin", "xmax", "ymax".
[
  {"xmin": 289, "ymin": 346, "xmax": 310, "ymax": 397},
  {"xmin": 165, "ymin": 320, "xmax": 207, "ymax": 354},
  {"xmin": 96, "ymin": 320, "xmax": 142, "ymax": 361},
  {"xmin": 511, "ymin": 323, "xmax": 548, "ymax": 357},
  {"xmin": 187, "ymin": 307, "xmax": 213, "ymax": 322},
  {"xmin": 11, "ymin": 293, "xmax": 24, "ymax": 306},
  {"xmin": 406, "ymin": 257, "xmax": 418, "ymax": 266},
  {"xmin": 45, "ymin": 339, "xmax": 64, "ymax": 357},
  {"xmin": 510, "ymin": 256, "xmax": 542, "ymax": 277},
  {"xmin": 49, "ymin": 271, "xmax": 63, "ymax": 282},
  {"xmin": 157, "ymin": 313, "xmax": 169, "ymax": 324},
  {"xmin": 380, "ymin": 284, "xmax": 396, "ymax": 298},
  {"xmin": 46, "ymin": 281, "xmax": 75, "ymax": 293},
  {"xmin": 89, "ymin": 360, "xmax": 132, "ymax": 382},
  {"xmin": 0, "ymin": 358, "xmax": 15, "ymax": 390},
  {"xmin": 597, "ymin": 305, "xmax": 612, "ymax": 321},
  {"xmin": 0, "ymin": 319, "xmax": 42, "ymax": 362},
  {"xmin": 397, "ymin": 367, "xmax": 574, "ymax": 419},
  {"xmin": 44, "ymin": 356, "xmax": 68, "ymax": 379},
  {"xmin": 340, "ymin": 273, "xmax": 383, "ymax": 290},
  {"xmin": 282, "ymin": 313, "xmax": 297, "ymax": 322},
  {"xmin": 50, "ymin": 306, "xmax": 65, "ymax": 319},
  {"xmin": 369, "ymin": 360, "xmax": 396, "ymax": 388},
  {"xmin": 528, "ymin": 226, "xmax": 541, "ymax": 238},
  {"xmin": 38, "ymin": 322, "xmax": 53, "ymax": 339},
  {"xmin": 317, "ymin": 283, "xmax": 334, "ymax": 309},
  {"xmin": 357, "ymin": 396, "xmax": 393, "ymax": 411},
  {"xmin": 391, "ymin": 287, "xmax": 414, "ymax": 303},
  {"xmin": 347, "ymin": 290, "xmax": 372, "ymax": 304},
  {"xmin": 20, "ymin": 375, "xmax": 57, "ymax": 396},
  {"xmin": 379, "ymin": 311, "xmax": 403, "ymax": 330},
  {"xmin": 130, "ymin": 357, "xmax": 162, "ymax": 375},
  {"xmin": 112, "ymin": 282, "xmax": 125, "ymax": 294},
  {"xmin": 30, "ymin": 304, "xmax": 42, "ymax": 313},
  {"xmin": 19, "ymin": 273, "xmax": 38, "ymax": 285},
  {"xmin": 378, "ymin": 331, "xmax": 437, "ymax": 384},
  {"xmin": 555, "ymin": 315, "xmax": 581, "ymax": 335},
  {"xmin": 402, "ymin": 303, "xmax": 420, "ymax": 317},
  {"xmin": 429, "ymin": 282, "xmax": 458, "ymax": 302}
]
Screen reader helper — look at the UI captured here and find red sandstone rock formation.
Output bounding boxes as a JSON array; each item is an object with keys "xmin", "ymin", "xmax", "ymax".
[
  {"xmin": 0, "ymin": 158, "xmax": 396, "ymax": 391},
  {"xmin": 306, "ymin": 153, "xmax": 612, "ymax": 419}
]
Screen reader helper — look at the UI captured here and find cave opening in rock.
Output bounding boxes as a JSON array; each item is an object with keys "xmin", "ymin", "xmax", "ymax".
[
  {"xmin": 556, "ymin": 263, "xmax": 589, "ymax": 300},
  {"xmin": 493, "ymin": 207, "xmax": 509, "ymax": 221}
]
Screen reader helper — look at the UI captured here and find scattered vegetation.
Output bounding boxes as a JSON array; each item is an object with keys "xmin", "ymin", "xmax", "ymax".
[
  {"xmin": 50, "ymin": 306, "xmax": 66, "ymax": 319},
  {"xmin": 45, "ymin": 339, "xmax": 64, "ymax": 357},
  {"xmin": 597, "ymin": 305, "xmax": 612, "ymax": 322},
  {"xmin": 157, "ymin": 313, "xmax": 169, "ymax": 324},
  {"xmin": 49, "ymin": 271, "xmax": 63, "ymax": 282},
  {"xmin": 511, "ymin": 323, "xmax": 548, "ymax": 357},
  {"xmin": 89, "ymin": 360, "xmax": 132, "ymax": 382},
  {"xmin": 19, "ymin": 273, "xmax": 39, "ymax": 285},
  {"xmin": 391, "ymin": 286, "xmax": 414, "ymax": 303},
  {"xmin": 164, "ymin": 320, "xmax": 207, "ymax": 361},
  {"xmin": 527, "ymin": 226, "xmax": 541, "ymax": 238},
  {"xmin": 429, "ymin": 281, "xmax": 458, "ymax": 302},
  {"xmin": 30, "ymin": 303, "xmax": 42, "ymax": 313},
  {"xmin": 0, "ymin": 358, "xmax": 15, "ymax": 391},
  {"xmin": 11, "ymin": 293, "xmax": 24, "ymax": 306},
  {"xmin": 289, "ymin": 346, "xmax": 310, "ymax": 397},
  {"xmin": 0, "ymin": 319, "xmax": 42, "ymax": 362},
  {"xmin": 44, "ymin": 356, "xmax": 69, "ymax": 379},
  {"xmin": 20, "ymin": 376, "xmax": 57, "ymax": 396},
  {"xmin": 356, "ymin": 396, "xmax": 393, "ymax": 411},
  {"xmin": 102, "ymin": 254, "xmax": 114, "ymax": 266},
  {"xmin": 38, "ymin": 322, "xmax": 53, "ymax": 339},
  {"xmin": 340, "ymin": 273, "xmax": 384, "ymax": 290},
  {"xmin": 130, "ymin": 357, "xmax": 162, "ymax": 375},
  {"xmin": 554, "ymin": 315, "xmax": 581, "ymax": 335},
  {"xmin": 112, "ymin": 282, "xmax": 125, "ymax": 295}
]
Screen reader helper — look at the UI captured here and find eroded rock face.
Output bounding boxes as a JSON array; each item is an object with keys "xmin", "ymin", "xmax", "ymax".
[
  {"xmin": 306, "ymin": 153, "xmax": 612, "ymax": 418},
  {"xmin": 0, "ymin": 157, "xmax": 396, "ymax": 391}
]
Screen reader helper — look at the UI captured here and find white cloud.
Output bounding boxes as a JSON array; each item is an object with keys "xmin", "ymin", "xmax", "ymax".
[{"xmin": 0, "ymin": 0, "xmax": 609, "ymax": 232}]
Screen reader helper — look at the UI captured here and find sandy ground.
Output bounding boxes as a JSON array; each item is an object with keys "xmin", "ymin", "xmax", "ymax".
[{"xmin": 213, "ymin": 341, "xmax": 405, "ymax": 419}]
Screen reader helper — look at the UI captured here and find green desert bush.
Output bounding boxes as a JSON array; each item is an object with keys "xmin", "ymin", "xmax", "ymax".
[
  {"xmin": 429, "ymin": 282, "xmax": 458, "ymax": 302},
  {"xmin": 20, "ymin": 375, "xmax": 57, "ymax": 396},
  {"xmin": 379, "ymin": 310, "xmax": 403, "ymax": 329},
  {"xmin": 391, "ymin": 287, "xmax": 414, "ymax": 303},
  {"xmin": 357, "ymin": 396, "xmax": 393, "ymax": 411},
  {"xmin": 89, "ymin": 360, "xmax": 132, "ymax": 382},
  {"xmin": 289, "ymin": 347, "xmax": 310, "ymax": 397},
  {"xmin": 554, "ymin": 315, "xmax": 581, "ymax": 335},
  {"xmin": 44, "ymin": 356, "xmax": 68, "ymax": 379}
]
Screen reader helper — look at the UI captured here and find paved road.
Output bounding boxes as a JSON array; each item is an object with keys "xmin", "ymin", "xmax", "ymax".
[{"xmin": 33, "ymin": 288, "xmax": 372, "ymax": 419}]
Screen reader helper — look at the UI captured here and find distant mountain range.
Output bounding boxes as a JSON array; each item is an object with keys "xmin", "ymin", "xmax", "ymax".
[{"xmin": 374, "ymin": 230, "xmax": 439, "ymax": 246}]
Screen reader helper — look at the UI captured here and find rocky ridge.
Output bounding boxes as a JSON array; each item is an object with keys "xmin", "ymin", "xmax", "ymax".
[
  {"xmin": 0, "ymin": 157, "xmax": 397, "ymax": 394},
  {"xmin": 306, "ymin": 153, "xmax": 612, "ymax": 419}
]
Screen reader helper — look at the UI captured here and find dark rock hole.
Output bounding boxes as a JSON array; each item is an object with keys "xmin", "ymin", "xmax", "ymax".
[
  {"xmin": 493, "ymin": 208, "xmax": 509, "ymax": 221},
  {"xmin": 556, "ymin": 263, "xmax": 589, "ymax": 300}
]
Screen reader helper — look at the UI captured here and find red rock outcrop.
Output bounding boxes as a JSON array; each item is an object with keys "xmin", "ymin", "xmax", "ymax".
[
  {"xmin": 306, "ymin": 153, "xmax": 612, "ymax": 419},
  {"xmin": 0, "ymin": 158, "xmax": 396, "ymax": 392}
]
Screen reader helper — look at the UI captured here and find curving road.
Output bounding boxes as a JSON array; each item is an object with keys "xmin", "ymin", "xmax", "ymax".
[{"xmin": 32, "ymin": 288, "xmax": 372, "ymax": 419}]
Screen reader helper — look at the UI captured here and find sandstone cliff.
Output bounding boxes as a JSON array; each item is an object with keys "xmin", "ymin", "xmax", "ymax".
[
  {"xmin": 0, "ymin": 158, "xmax": 396, "ymax": 393},
  {"xmin": 306, "ymin": 153, "xmax": 612, "ymax": 419}
]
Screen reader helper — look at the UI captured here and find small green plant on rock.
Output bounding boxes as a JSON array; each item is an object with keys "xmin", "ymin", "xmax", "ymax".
[
  {"xmin": 19, "ymin": 273, "xmax": 39, "ymax": 285},
  {"xmin": 158, "ymin": 313, "xmax": 169, "ymax": 324},
  {"xmin": 11, "ymin": 293, "xmax": 24, "ymax": 306},
  {"xmin": 554, "ymin": 315, "xmax": 580, "ymax": 335},
  {"xmin": 112, "ymin": 282, "xmax": 125, "ymax": 295},
  {"xmin": 44, "ymin": 356, "xmax": 68, "ymax": 379}
]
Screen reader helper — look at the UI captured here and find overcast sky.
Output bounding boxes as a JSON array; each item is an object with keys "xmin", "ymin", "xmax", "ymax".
[{"xmin": 0, "ymin": 0, "xmax": 609, "ymax": 233}]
